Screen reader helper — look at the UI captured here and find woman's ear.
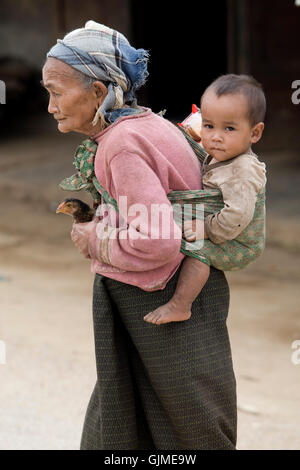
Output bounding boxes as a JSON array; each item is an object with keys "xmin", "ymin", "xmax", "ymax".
[
  {"xmin": 92, "ymin": 81, "xmax": 108, "ymax": 104},
  {"xmin": 251, "ymin": 122, "xmax": 264, "ymax": 144}
]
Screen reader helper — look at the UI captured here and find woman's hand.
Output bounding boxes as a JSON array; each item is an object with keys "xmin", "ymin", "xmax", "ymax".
[{"xmin": 71, "ymin": 219, "xmax": 97, "ymax": 259}]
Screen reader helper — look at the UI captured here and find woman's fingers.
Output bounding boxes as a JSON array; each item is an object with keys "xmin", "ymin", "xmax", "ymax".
[
  {"xmin": 71, "ymin": 224, "xmax": 79, "ymax": 242},
  {"xmin": 71, "ymin": 220, "xmax": 95, "ymax": 258}
]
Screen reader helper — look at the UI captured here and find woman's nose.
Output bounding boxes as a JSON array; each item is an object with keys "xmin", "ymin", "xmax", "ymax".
[{"xmin": 48, "ymin": 96, "xmax": 58, "ymax": 114}]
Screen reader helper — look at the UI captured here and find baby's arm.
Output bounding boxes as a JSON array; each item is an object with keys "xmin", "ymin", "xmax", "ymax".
[
  {"xmin": 182, "ymin": 179, "xmax": 259, "ymax": 243},
  {"xmin": 184, "ymin": 158, "xmax": 266, "ymax": 244},
  {"xmin": 205, "ymin": 176, "xmax": 265, "ymax": 244},
  {"xmin": 206, "ymin": 179, "xmax": 258, "ymax": 243}
]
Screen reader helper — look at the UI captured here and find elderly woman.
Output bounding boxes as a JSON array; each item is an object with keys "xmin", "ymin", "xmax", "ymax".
[{"xmin": 43, "ymin": 21, "xmax": 237, "ymax": 450}]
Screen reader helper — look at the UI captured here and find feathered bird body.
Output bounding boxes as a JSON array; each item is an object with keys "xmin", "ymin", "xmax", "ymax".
[{"xmin": 56, "ymin": 198, "xmax": 95, "ymax": 223}]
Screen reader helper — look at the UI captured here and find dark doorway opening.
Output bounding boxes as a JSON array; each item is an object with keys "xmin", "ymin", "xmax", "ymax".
[{"xmin": 131, "ymin": 1, "xmax": 228, "ymax": 121}]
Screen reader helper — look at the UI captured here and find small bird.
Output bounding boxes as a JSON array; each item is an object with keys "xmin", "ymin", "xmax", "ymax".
[{"xmin": 56, "ymin": 198, "xmax": 95, "ymax": 223}]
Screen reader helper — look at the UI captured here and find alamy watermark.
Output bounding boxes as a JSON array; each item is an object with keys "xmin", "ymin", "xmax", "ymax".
[
  {"xmin": 95, "ymin": 197, "xmax": 205, "ymax": 251},
  {"xmin": 0, "ymin": 80, "xmax": 6, "ymax": 104},
  {"xmin": 291, "ymin": 340, "xmax": 300, "ymax": 365},
  {"xmin": 0, "ymin": 340, "xmax": 6, "ymax": 365},
  {"xmin": 291, "ymin": 80, "xmax": 300, "ymax": 105}
]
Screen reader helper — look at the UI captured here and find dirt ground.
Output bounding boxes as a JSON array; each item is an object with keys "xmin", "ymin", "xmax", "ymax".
[{"xmin": 0, "ymin": 120, "xmax": 300, "ymax": 450}]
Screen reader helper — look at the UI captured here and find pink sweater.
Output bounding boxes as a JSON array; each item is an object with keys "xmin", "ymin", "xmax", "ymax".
[{"xmin": 88, "ymin": 108, "xmax": 202, "ymax": 291}]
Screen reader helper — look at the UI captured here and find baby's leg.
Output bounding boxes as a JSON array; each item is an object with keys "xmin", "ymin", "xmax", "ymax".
[{"xmin": 143, "ymin": 257, "xmax": 210, "ymax": 324}]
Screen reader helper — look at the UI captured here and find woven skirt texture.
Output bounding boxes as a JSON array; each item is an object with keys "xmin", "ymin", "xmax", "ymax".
[{"xmin": 80, "ymin": 265, "xmax": 237, "ymax": 450}]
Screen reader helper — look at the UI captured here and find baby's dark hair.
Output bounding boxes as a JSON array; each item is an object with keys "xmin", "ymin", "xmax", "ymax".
[{"xmin": 202, "ymin": 74, "xmax": 266, "ymax": 126}]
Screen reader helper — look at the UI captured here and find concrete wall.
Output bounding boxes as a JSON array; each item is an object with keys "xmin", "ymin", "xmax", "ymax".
[
  {"xmin": 0, "ymin": 0, "xmax": 132, "ymax": 70},
  {"xmin": 227, "ymin": 0, "xmax": 300, "ymax": 151}
]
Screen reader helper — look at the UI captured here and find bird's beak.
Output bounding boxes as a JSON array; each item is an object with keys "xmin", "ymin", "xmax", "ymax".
[{"xmin": 56, "ymin": 202, "xmax": 71, "ymax": 215}]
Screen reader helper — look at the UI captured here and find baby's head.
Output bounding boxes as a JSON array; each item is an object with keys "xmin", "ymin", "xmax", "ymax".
[{"xmin": 200, "ymin": 74, "xmax": 266, "ymax": 161}]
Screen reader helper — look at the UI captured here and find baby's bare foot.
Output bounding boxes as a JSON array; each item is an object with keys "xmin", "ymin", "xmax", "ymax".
[{"xmin": 143, "ymin": 300, "xmax": 191, "ymax": 325}]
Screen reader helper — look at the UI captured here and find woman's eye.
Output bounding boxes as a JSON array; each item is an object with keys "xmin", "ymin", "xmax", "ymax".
[
  {"xmin": 45, "ymin": 89, "xmax": 60, "ymax": 98},
  {"xmin": 226, "ymin": 126, "xmax": 235, "ymax": 131},
  {"xmin": 46, "ymin": 89, "xmax": 59, "ymax": 97}
]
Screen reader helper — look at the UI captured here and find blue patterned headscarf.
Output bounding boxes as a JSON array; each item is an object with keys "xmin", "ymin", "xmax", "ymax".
[{"xmin": 47, "ymin": 20, "xmax": 149, "ymax": 126}]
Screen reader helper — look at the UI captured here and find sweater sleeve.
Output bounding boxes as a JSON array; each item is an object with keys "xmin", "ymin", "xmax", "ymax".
[
  {"xmin": 88, "ymin": 151, "xmax": 182, "ymax": 271},
  {"xmin": 204, "ymin": 157, "xmax": 266, "ymax": 244}
]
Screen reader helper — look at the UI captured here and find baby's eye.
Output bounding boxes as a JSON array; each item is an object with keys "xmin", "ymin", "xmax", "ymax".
[
  {"xmin": 204, "ymin": 124, "xmax": 213, "ymax": 129},
  {"xmin": 225, "ymin": 126, "xmax": 235, "ymax": 131}
]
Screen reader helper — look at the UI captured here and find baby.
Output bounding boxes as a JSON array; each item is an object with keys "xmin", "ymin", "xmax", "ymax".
[{"xmin": 144, "ymin": 74, "xmax": 267, "ymax": 325}]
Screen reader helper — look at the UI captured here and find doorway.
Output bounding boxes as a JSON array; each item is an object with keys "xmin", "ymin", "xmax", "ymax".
[{"xmin": 131, "ymin": 1, "xmax": 228, "ymax": 120}]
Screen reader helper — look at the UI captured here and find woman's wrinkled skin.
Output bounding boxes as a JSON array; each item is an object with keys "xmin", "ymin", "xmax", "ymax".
[
  {"xmin": 42, "ymin": 58, "xmax": 107, "ymax": 253},
  {"xmin": 70, "ymin": 218, "xmax": 99, "ymax": 259},
  {"xmin": 42, "ymin": 57, "xmax": 107, "ymax": 137}
]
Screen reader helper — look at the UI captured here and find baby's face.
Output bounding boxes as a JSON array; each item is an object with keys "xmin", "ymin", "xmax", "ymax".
[{"xmin": 200, "ymin": 90, "xmax": 255, "ymax": 161}]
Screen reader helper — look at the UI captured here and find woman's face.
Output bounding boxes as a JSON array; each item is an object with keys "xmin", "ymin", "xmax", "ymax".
[{"xmin": 42, "ymin": 58, "xmax": 107, "ymax": 136}]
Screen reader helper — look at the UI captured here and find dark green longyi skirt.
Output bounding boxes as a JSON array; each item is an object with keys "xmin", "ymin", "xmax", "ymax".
[{"xmin": 80, "ymin": 265, "xmax": 237, "ymax": 450}]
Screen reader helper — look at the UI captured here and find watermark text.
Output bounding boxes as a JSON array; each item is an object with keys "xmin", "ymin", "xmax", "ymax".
[
  {"xmin": 291, "ymin": 340, "xmax": 300, "ymax": 365},
  {"xmin": 0, "ymin": 340, "xmax": 6, "ymax": 364},
  {"xmin": 291, "ymin": 80, "xmax": 300, "ymax": 105},
  {"xmin": 95, "ymin": 197, "xmax": 205, "ymax": 250},
  {"xmin": 0, "ymin": 80, "xmax": 6, "ymax": 104}
]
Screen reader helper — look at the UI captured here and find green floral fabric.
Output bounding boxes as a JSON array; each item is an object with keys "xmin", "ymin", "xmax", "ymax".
[{"xmin": 59, "ymin": 139, "xmax": 102, "ymax": 206}]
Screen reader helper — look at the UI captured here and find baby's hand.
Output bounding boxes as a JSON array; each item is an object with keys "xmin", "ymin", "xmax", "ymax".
[{"xmin": 183, "ymin": 219, "xmax": 205, "ymax": 241}]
